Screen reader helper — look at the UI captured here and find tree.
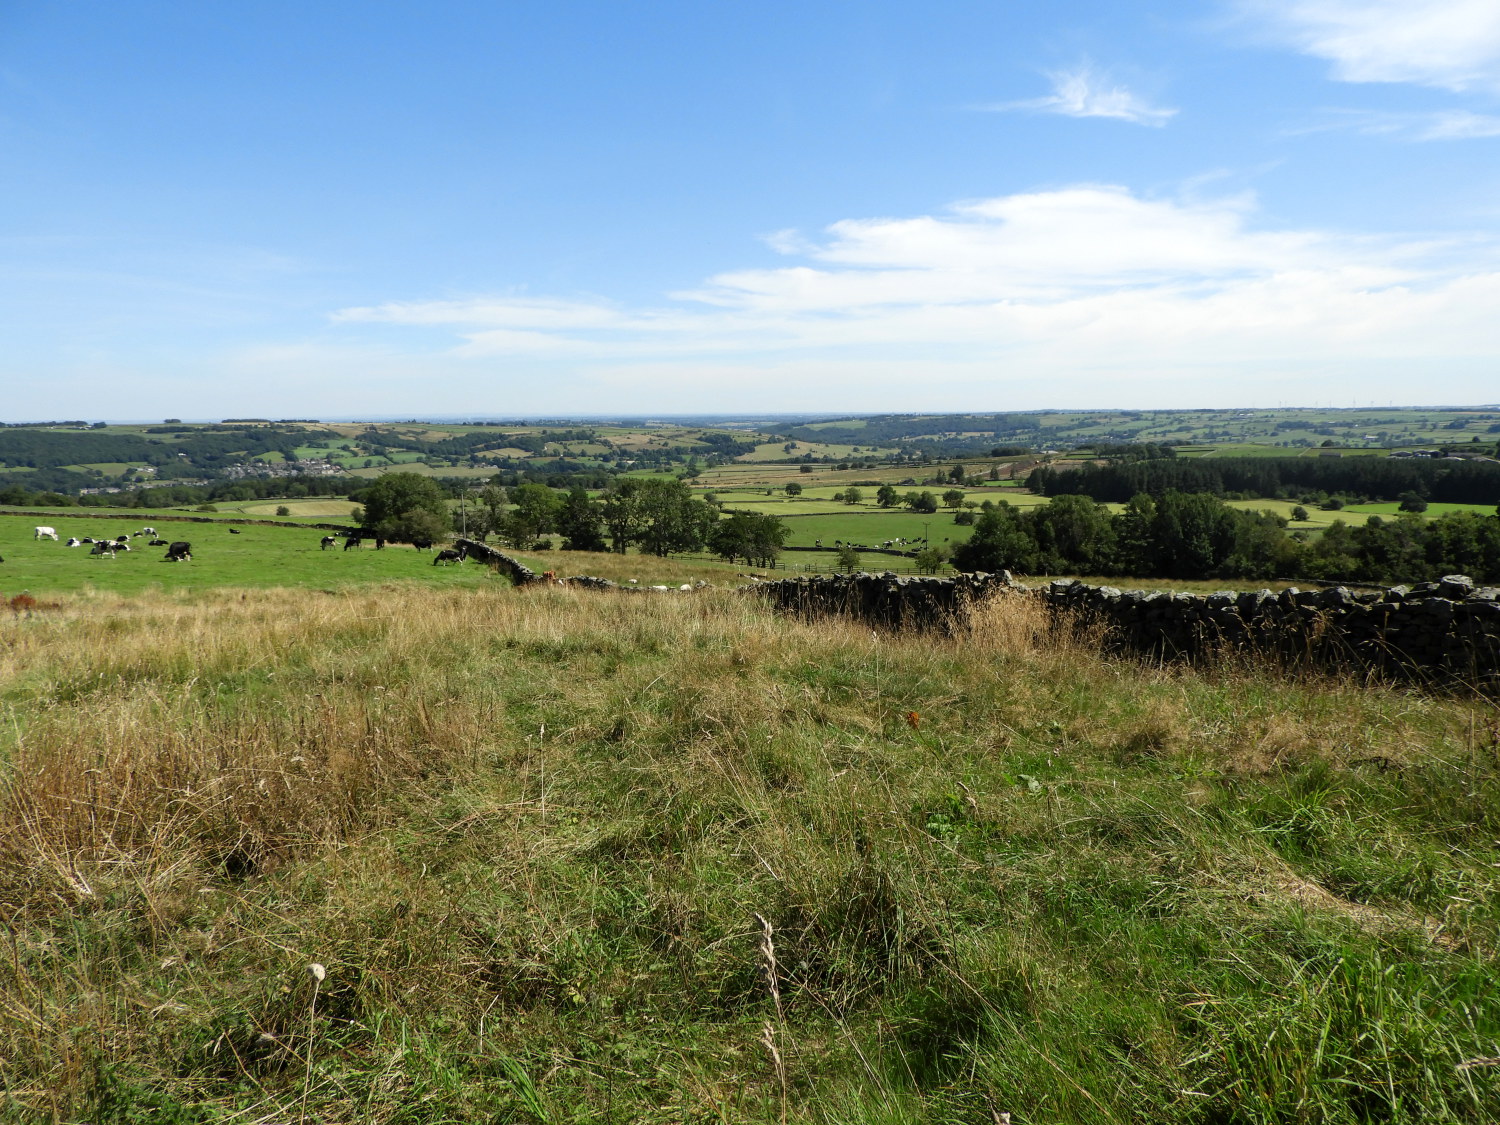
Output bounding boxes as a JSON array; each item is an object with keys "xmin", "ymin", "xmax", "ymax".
[
  {"xmin": 601, "ymin": 481, "xmax": 643, "ymax": 553},
  {"xmin": 950, "ymin": 502, "xmax": 1036, "ymax": 574},
  {"xmin": 843, "ymin": 487, "xmax": 863, "ymax": 505},
  {"xmin": 904, "ymin": 491, "xmax": 938, "ymax": 514},
  {"xmin": 876, "ymin": 483, "xmax": 899, "ymax": 508},
  {"xmin": 784, "ymin": 482, "xmax": 803, "ymax": 496},
  {"xmin": 1398, "ymin": 492, "xmax": 1429, "ymax": 514},
  {"xmin": 1030, "ymin": 494, "xmax": 1116, "ymax": 574},
  {"xmin": 1290, "ymin": 505, "xmax": 1309, "ymax": 523},
  {"xmin": 472, "ymin": 484, "xmax": 509, "ymax": 540},
  {"xmin": 275, "ymin": 505, "xmax": 290, "ymax": 517},
  {"xmin": 710, "ymin": 512, "xmax": 789, "ymax": 566},
  {"xmin": 941, "ymin": 488, "xmax": 966, "ymax": 509},
  {"xmin": 505, "ymin": 483, "xmax": 564, "ymax": 545},
  {"xmin": 914, "ymin": 546, "xmax": 947, "ymax": 574},
  {"xmin": 601, "ymin": 477, "xmax": 716, "ymax": 556},
  {"xmin": 836, "ymin": 544, "xmax": 862, "ymax": 572},
  {"xmin": 557, "ymin": 487, "xmax": 605, "ymax": 551},
  {"xmin": 353, "ymin": 472, "xmax": 452, "ymax": 543}
]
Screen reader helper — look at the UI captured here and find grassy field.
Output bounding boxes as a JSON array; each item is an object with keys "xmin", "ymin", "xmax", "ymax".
[
  {"xmin": 1224, "ymin": 499, "xmax": 1499, "ymax": 530},
  {"xmin": 2, "ymin": 585, "xmax": 1497, "ymax": 1122},
  {"xmin": 0, "ymin": 514, "xmax": 494, "ymax": 598},
  {"xmin": 221, "ymin": 499, "xmax": 363, "ymax": 519}
]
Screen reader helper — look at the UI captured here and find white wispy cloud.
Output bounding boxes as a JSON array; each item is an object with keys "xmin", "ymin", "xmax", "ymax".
[
  {"xmin": 981, "ymin": 65, "xmax": 1177, "ymax": 127},
  {"xmin": 1295, "ymin": 106, "xmax": 1500, "ymax": 139},
  {"xmin": 1238, "ymin": 0, "xmax": 1500, "ymax": 92},
  {"xmin": 331, "ymin": 186, "xmax": 1500, "ymax": 408}
]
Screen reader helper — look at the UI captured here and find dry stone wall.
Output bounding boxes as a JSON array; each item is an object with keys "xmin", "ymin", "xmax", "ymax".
[
  {"xmin": 454, "ymin": 540, "xmax": 1500, "ymax": 690},
  {"xmin": 753, "ymin": 570, "xmax": 1500, "ymax": 691},
  {"xmin": 753, "ymin": 570, "xmax": 1022, "ymax": 631}
]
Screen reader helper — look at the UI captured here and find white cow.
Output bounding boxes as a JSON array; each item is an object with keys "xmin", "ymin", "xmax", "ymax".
[
  {"xmin": 34, "ymin": 526, "xmax": 59, "ymax": 540},
  {"xmin": 66, "ymin": 537, "xmax": 81, "ymax": 547}
]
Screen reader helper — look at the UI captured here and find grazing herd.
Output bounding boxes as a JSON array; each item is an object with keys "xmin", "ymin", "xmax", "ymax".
[
  {"xmin": 21, "ymin": 523, "xmax": 456, "ymax": 570},
  {"xmin": 30, "ymin": 525, "xmax": 186, "ymax": 561}
]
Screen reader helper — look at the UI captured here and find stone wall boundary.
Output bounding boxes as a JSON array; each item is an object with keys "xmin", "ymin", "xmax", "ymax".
[{"xmin": 752, "ymin": 570, "xmax": 1500, "ymax": 692}]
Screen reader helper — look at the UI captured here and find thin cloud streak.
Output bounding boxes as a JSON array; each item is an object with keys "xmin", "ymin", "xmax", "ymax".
[
  {"xmin": 979, "ymin": 65, "xmax": 1177, "ymax": 126},
  {"xmin": 1292, "ymin": 107, "xmax": 1500, "ymax": 140}
]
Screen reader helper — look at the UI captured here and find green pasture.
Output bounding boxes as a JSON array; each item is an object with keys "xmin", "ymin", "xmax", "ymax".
[
  {"xmin": 1224, "ymin": 499, "xmax": 1376, "ymax": 528},
  {"xmin": 1346, "ymin": 500, "xmax": 1499, "ymax": 519},
  {"xmin": 211, "ymin": 499, "xmax": 362, "ymax": 519},
  {"xmin": 346, "ymin": 462, "xmax": 497, "ymax": 479},
  {"xmin": 0, "ymin": 514, "xmax": 494, "ymax": 598},
  {"xmin": 733, "ymin": 440, "xmax": 888, "ymax": 462},
  {"xmin": 1224, "ymin": 498, "xmax": 1498, "ymax": 529},
  {"xmin": 67, "ymin": 462, "xmax": 144, "ymax": 475},
  {"xmin": 773, "ymin": 510, "xmax": 979, "ymax": 548},
  {"xmin": 1187, "ymin": 444, "xmax": 1319, "ymax": 458}
]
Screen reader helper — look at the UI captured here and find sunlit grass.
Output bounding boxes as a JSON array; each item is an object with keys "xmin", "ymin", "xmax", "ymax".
[{"xmin": 1, "ymin": 584, "xmax": 1497, "ymax": 1122}]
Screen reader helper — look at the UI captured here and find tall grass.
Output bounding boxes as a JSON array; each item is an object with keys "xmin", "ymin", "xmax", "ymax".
[{"xmin": 0, "ymin": 582, "xmax": 1497, "ymax": 1122}]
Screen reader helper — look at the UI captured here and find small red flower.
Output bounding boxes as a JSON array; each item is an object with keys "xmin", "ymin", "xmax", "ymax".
[{"xmin": 905, "ymin": 711, "xmax": 920, "ymax": 729}]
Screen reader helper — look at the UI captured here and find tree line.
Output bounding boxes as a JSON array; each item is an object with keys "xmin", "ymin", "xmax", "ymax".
[
  {"xmin": 1027, "ymin": 453, "xmax": 1500, "ymax": 505},
  {"xmin": 953, "ymin": 493, "xmax": 1500, "ymax": 584},
  {"xmin": 352, "ymin": 474, "xmax": 789, "ymax": 566}
]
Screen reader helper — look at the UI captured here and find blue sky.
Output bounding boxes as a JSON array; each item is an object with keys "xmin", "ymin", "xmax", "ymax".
[{"xmin": 3, "ymin": 0, "xmax": 1499, "ymax": 419}]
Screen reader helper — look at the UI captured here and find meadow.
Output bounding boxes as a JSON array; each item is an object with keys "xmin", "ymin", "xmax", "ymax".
[
  {"xmin": 0, "ymin": 514, "xmax": 492, "ymax": 598},
  {"xmin": 2, "ymin": 583, "xmax": 1497, "ymax": 1122}
]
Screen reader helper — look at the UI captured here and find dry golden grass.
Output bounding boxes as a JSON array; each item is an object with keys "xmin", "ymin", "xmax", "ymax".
[{"xmin": 1, "ymin": 582, "xmax": 1497, "ymax": 1122}]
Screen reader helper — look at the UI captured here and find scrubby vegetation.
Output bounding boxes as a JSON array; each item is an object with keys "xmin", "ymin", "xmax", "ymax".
[{"xmin": 2, "ymin": 583, "xmax": 1499, "ymax": 1122}]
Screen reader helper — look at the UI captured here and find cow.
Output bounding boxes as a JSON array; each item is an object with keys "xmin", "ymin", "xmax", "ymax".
[
  {"xmin": 165, "ymin": 541, "xmax": 191, "ymax": 562},
  {"xmin": 411, "ymin": 538, "xmax": 433, "ymax": 551},
  {"xmin": 320, "ymin": 536, "xmax": 337, "ymax": 550},
  {"xmin": 138, "ymin": 527, "xmax": 156, "ymax": 537},
  {"xmin": 229, "ymin": 528, "xmax": 241, "ymax": 534},
  {"xmin": 432, "ymin": 548, "xmax": 464, "ymax": 566},
  {"xmin": 33, "ymin": 526, "xmax": 58, "ymax": 541},
  {"xmin": 66, "ymin": 538, "xmax": 81, "ymax": 547},
  {"xmin": 90, "ymin": 541, "xmax": 116, "ymax": 557},
  {"xmin": 344, "ymin": 536, "xmax": 362, "ymax": 550},
  {"xmin": 115, "ymin": 542, "xmax": 131, "ymax": 552},
  {"xmin": 116, "ymin": 535, "xmax": 130, "ymax": 543},
  {"xmin": 149, "ymin": 539, "xmax": 168, "ymax": 546},
  {"xmin": 374, "ymin": 537, "xmax": 385, "ymax": 550}
]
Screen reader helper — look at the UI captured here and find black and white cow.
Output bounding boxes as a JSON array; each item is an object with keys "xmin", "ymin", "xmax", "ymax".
[
  {"xmin": 344, "ymin": 536, "xmax": 362, "ymax": 550},
  {"xmin": 320, "ymin": 535, "xmax": 337, "ymax": 550},
  {"xmin": 432, "ymin": 547, "xmax": 465, "ymax": 565},
  {"xmin": 66, "ymin": 537, "xmax": 82, "ymax": 547},
  {"xmin": 165, "ymin": 541, "xmax": 192, "ymax": 562},
  {"xmin": 411, "ymin": 537, "xmax": 434, "ymax": 551},
  {"xmin": 90, "ymin": 541, "xmax": 116, "ymax": 557}
]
